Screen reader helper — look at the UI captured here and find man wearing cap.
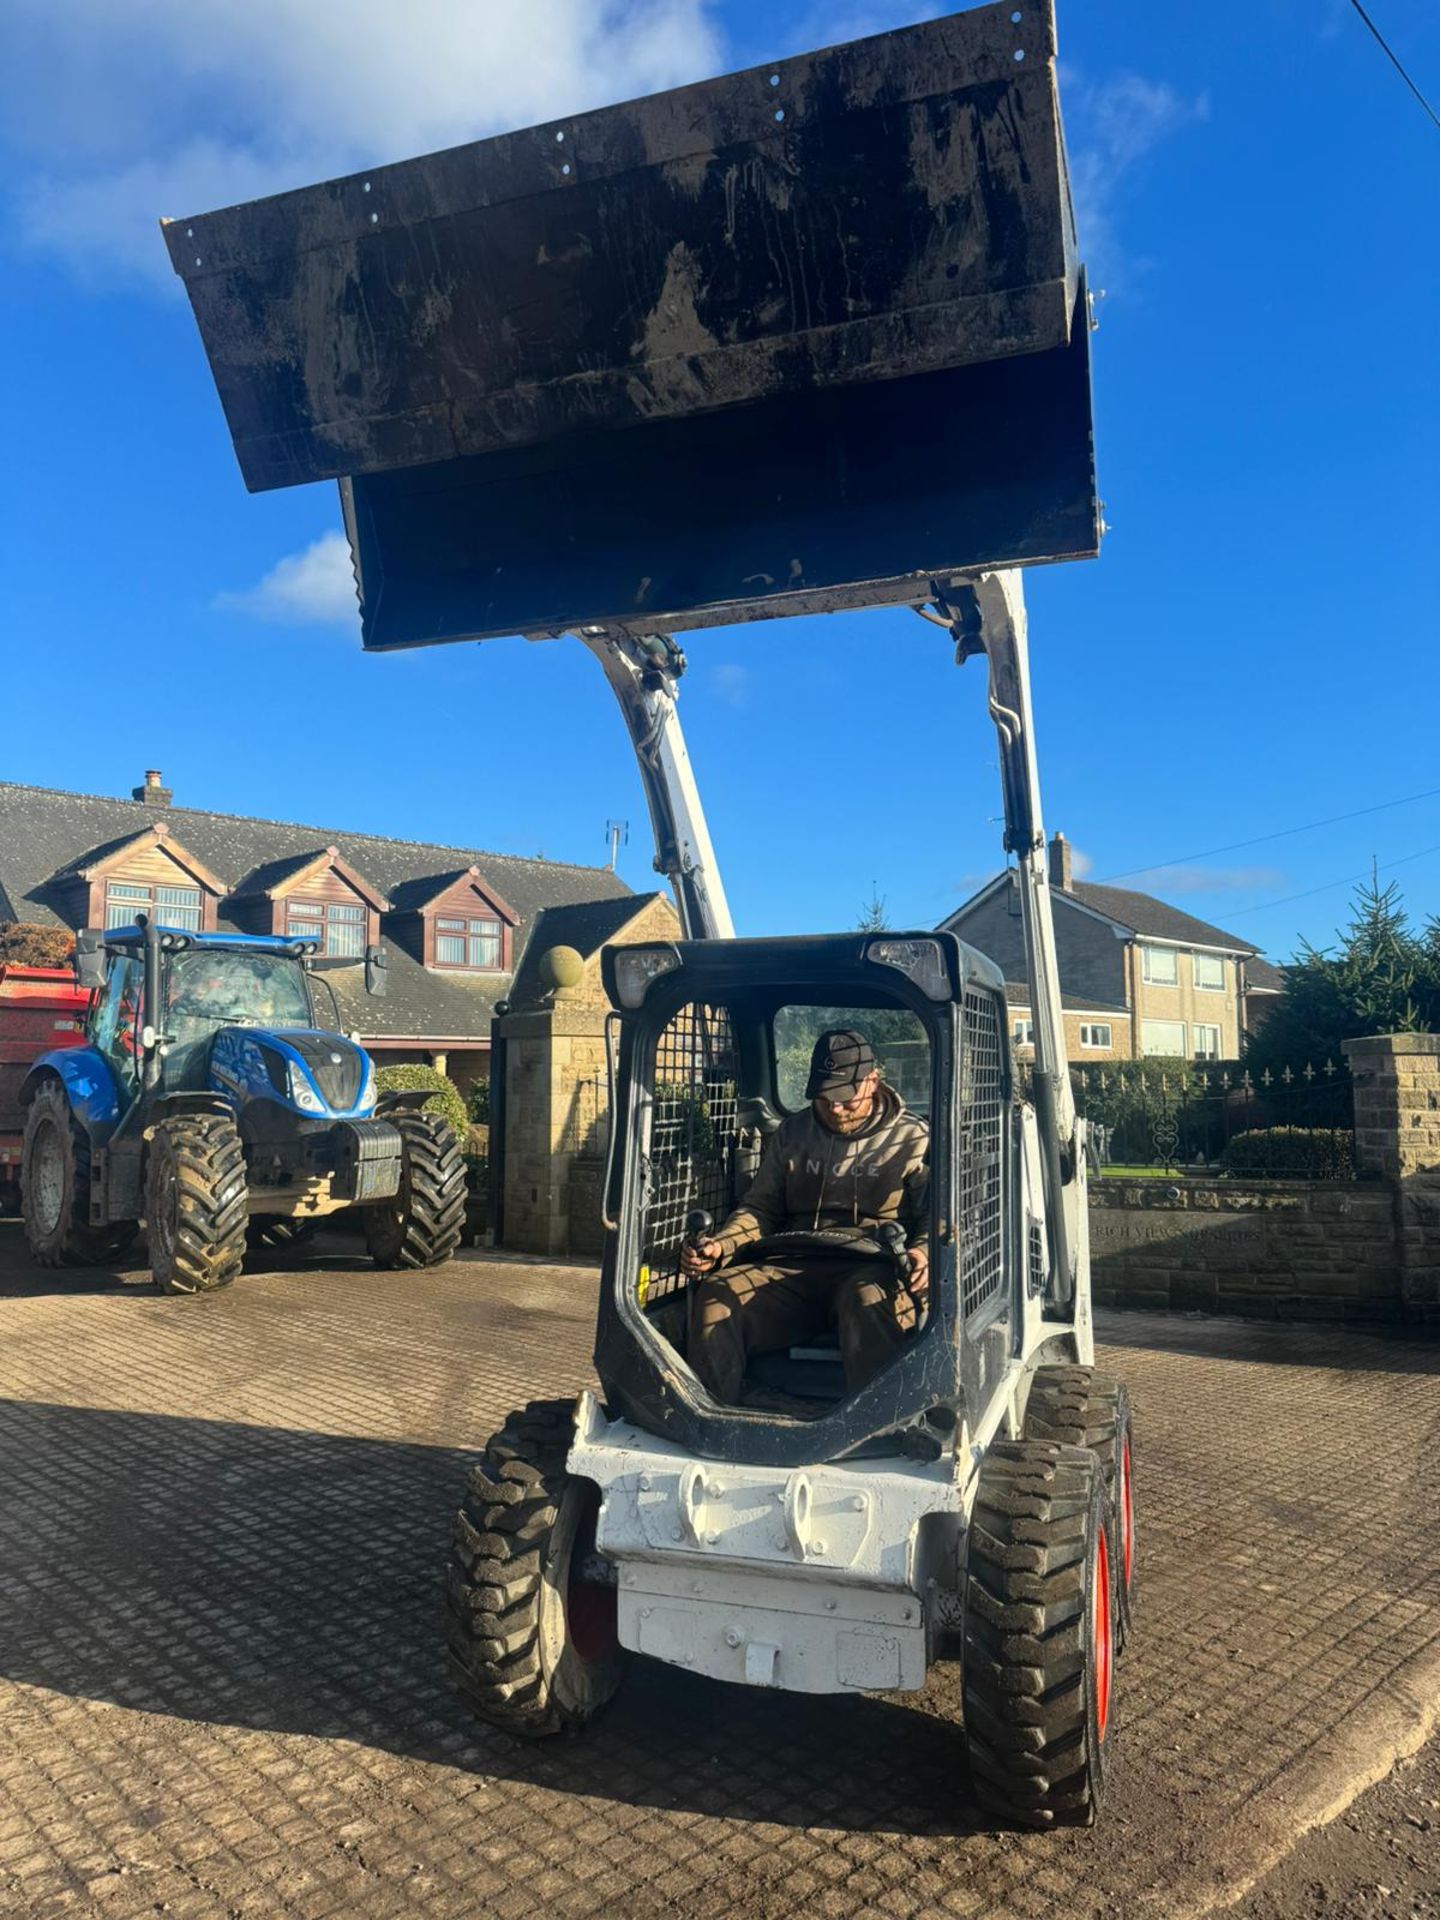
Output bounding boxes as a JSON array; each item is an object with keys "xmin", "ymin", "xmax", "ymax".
[{"xmin": 683, "ymin": 1028, "xmax": 929, "ymax": 1404}]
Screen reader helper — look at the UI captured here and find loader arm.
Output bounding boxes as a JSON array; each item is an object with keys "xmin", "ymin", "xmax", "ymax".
[
  {"xmin": 576, "ymin": 628, "xmax": 735, "ymax": 943},
  {"xmin": 928, "ymin": 569, "xmax": 1080, "ymax": 1307}
]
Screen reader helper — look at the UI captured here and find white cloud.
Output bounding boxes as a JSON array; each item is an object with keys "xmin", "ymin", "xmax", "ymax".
[
  {"xmin": 1070, "ymin": 845, "xmax": 1095, "ymax": 879},
  {"xmin": 1123, "ymin": 864, "xmax": 1287, "ymax": 896},
  {"xmin": 216, "ymin": 530, "xmax": 358, "ymax": 627},
  {"xmin": 711, "ymin": 663, "xmax": 751, "ymax": 708},
  {"xmin": 4, "ymin": 0, "xmax": 724, "ymax": 289},
  {"xmin": 1063, "ymin": 70, "xmax": 1209, "ymax": 291}
]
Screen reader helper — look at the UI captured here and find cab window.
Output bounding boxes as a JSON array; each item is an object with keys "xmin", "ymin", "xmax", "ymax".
[
  {"xmin": 772, "ymin": 1003, "xmax": 930, "ymax": 1115},
  {"xmin": 91, "ymin": 954, "xmax": 144, "ymax": 1089}
]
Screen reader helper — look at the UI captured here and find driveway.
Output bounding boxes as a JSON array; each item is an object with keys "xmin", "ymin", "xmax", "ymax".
[{"xmin": 1, "ymin": 1226, "xmax": 1437, "ymax": 1919}]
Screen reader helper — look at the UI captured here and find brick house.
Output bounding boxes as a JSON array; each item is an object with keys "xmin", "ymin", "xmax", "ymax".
[
  {"xmin": 0, "ymin": 772, "xmax": 639, "ymax": 1097},
  {"xmin": 941, "ymin": 833, "xmax": 1276, "ymax": 1062}
]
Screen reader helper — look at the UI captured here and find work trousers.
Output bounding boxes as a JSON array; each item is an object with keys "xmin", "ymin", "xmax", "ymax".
[{"xmin": 688, "ymin": 1254, "xmax": 915, "ymax": 1405}]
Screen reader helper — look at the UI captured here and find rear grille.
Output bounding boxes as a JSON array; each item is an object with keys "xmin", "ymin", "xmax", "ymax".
[{"xmin": 286, "ymin": 1034, "xmax": 365, "ymax": 1111}]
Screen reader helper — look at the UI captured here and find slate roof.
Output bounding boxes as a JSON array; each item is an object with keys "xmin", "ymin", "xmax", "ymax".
[
  {"xmin": 0, "ymin": 779, "xmax": 632, "ymax": 1046},
  {"xmin": 1244, "ymin": 955, "xmax": 1287, "ymax": 993},
  {"xmin": 1064, "ymin": 881, "xmax": 1259, "ymax": 955},
  {"xmin": 1001, "ymin": 981, "xmax": 1129, "ymax": 1015},
  {"xmin": 507, "ymin": 894, "xmax": 669, "ymax": 1011}
]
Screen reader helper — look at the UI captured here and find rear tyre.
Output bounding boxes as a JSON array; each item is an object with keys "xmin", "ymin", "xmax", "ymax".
[
  {"xmin": 1024, "ymin": 1365, "xmax": 1135, "ymax": 1649},
  {"xmin": 246, "ymin": 1216, "xmax": 317, "ymax": 1252},
  {"xmin": 963, "ymin": 1440, "xmax": 1114, "ymax": 1829},
  {"xmin": 363, "ymin": 1111, "xmax": 466, "ymax": 1270},
  {"xmin": 146, "ymin": 1113, "xmax": 248, "ymax": 1296},
  {"xmin": 446, "ymin": 1398, "xmax": 624, "ymax": 1737},
  {"xmin": 21, "ymin": 1081, "xmax": 136, "ymax": 1267}
]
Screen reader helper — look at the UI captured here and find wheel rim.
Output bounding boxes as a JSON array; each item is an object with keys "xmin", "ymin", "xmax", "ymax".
[
  {"xmin": 30, "ymin": 1119, "xmax": 65, "ymax": 1235},
  {"xmin": 1093, "ymin": 1524, "xmax": 1113, "ymax": 1742},
  {"xmin": 567, "ymin": 1485, "xmax": 618, "ymax": 1666},
  {"xmin": 1120, "ymin": 1434, "xmax": 1135, "ymax": 1590}
]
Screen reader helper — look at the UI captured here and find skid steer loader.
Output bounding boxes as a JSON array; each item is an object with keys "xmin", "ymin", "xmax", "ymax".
[{"xmin": 169, "ymin": 0, "xmax": 1134, "ymax": 1826}]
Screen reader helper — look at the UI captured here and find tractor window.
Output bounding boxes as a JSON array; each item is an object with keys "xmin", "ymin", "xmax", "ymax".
[
  {"xmin": 773, "ymin": 1004, "xmax": 929, "ymax": 1116},
  {"xmin": 163, "ymin": 951, "xmax": 312, "ymax": 1052},
  {"xmin": 92, "ymin": 954, "xmax": 144, "ymax": 1090},
  {"xmin": 640, "ymin": 1002, "xmax": 739, "ymax": 1295}
]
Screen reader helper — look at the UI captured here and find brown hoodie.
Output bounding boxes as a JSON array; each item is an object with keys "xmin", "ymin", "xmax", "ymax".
[{"xmin": 714, "ymin": 1082, "xmax": 929, "ymax": 1259}]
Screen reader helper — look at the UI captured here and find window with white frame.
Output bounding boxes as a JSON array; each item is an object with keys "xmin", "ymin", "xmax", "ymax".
[
  {"xmin": 1141, "ymin": 1018, "xmax": 1187, "ymax": 1057},
  {"xmin": 1193, "ymin": 952, "xmax": 1225, "ymax": 992},
  {"xmin": 1079, "ymin": 1022, "xmax": 1113, "ymax": 1049},
  {"xmin": 1141, "ymin": 944, "xmax": 1178, "ymax": 985},
  {"xmin": 287, "ymin": 899, "xmax": 365, "ymax": 956},
  {"xmin": 1193, "ymin": 1023, "xmax": 1222, "ymax": 1060},
  {"xmin": 1011, "ymin": 1017, "xmax": 1034, "ymax": 1047},
  {"xmin": 435, "ymin": 914, "xmax": 503, "ymax": 970},
  {"xmin": 106, "ymin": 879, "xmax": 202, "ymax": 931}
]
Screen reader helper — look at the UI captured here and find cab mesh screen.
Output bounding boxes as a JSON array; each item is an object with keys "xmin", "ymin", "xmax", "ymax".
[
  {"xmin": 642, "ymin": 1003, "xmax": 738, "ymax": 1296},
  {"xmin": 959, "ymin": 986, "xmax": 1005, "ymax": 1319}
]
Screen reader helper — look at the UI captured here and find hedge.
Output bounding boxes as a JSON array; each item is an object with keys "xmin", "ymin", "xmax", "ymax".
[
  {"xmin": 1220, "ymin": 1127, "xmax": 1355, "ymax": 1181},
  {"xmin": 374, "ymin": 1064, "xmax": 467, "ymax": 1142}
]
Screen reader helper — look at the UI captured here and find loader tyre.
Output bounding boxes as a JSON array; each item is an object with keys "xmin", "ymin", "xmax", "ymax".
[
  {"xmin": 363, "ymin": 1111, "xmax": 466, "ymax": 1270},
  {"xmin": 962, "ymin": 1441, "xmax": 1114, "ymax": 1829},
  {"xmin": 146, "ymin": 1113, "xmax": 247, "ymax": 1296},
  {"xmin": 1024, "ymin": 1365, "xmax": 1135, "ymax": 1649},
  {"xmin": 446, "ymin": 1398, "xmax": 624, "ymax": 1737},
  {"xmin": 21, "ymin": 1080, "xmax": 137, "ymax": 1267}
]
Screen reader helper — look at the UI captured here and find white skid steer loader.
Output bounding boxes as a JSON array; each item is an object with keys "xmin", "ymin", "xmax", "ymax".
[{"xmin": 171, "ymin": 0, "xmax": 1135, "ymax": 1827}]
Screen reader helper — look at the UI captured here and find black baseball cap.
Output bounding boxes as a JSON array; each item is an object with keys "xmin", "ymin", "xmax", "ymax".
[{"xmin": 805, "ymin": 1029, "xmax": 877, "ymax": 1101}]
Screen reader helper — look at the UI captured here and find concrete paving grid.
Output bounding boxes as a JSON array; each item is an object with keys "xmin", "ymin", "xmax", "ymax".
[{"xmin": 1, "ymin": 1229, "xmax": 1438, "ymax": 1920}]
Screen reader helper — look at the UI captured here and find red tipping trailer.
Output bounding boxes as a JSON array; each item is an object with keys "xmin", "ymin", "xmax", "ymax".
[{"xmin": 0, "ymin": 966, "xmax": 89, "ymax": 1212}]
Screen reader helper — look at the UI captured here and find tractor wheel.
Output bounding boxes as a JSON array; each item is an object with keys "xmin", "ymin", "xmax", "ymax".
[
  {"xmin": 446, "ymin": 1398, "xmax": 624, "ymax": 1737},
  {"xmin": 363, "ymin": 1111, "xmax": 466, "ymax": 1270},
  {"xmin": 146, "ymin": 1113, "xmax": 248, "ymax": 1296},
  {"xmin": 1024, "ymin": 1366, "xmax": 1135, "ymax": 1650},
  {"xmin": 21, "ymin": 1080, "xmax": 137, "ymax": 1267},
  {"xmin": 962, "ymin": 1440, "xmax": 1114, "ymax": 1829},
  {"xmin": 246, "ymin": 1216, "xmax": 317, "ymax": 1252}
]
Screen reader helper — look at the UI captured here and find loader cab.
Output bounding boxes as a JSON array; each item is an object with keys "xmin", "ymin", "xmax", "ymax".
[{"xmin": 594, "ymin": 931, "xmax": 1020, "ymax": 1469}]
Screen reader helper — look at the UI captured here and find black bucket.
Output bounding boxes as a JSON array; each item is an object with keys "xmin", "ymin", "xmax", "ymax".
[{"xmin": 169, "ymin": 0, "xmax": 1098, "ymax": 645}]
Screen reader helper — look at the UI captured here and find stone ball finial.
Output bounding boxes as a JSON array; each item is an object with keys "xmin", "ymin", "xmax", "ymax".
[{"xmin": 539, "ymin": 945, "xmax": 584, "ymax": 995}]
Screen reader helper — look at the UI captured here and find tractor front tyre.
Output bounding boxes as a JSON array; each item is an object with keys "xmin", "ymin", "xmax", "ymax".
[
  {"xmin": 146, "ymin": 1113, "xmax": 248, "ymax": 1296},
  {"xmin": 963, "ymin": 1441, "xmax": 1115, "ymax": 1830},
  {"xmin": 21, "ymin": 1080, "xmax": 136, "ymax": 1267},
  {"xmin": 446, "ymin": 1398, "xmax": 624, "ymax": 1738},
  {"xmin": 1023, "ymin": 1365, "xmax": 1135, "ymax": 1650},
  {"xmin": 363, "ymin": 1112, "xmax": 466, "ymax": 1270}
]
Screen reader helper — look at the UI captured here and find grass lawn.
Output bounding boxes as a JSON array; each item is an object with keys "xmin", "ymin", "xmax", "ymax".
[{"xmin": 1098, "ymin": 1164, "xmax": 1173, "ymax": 1178}]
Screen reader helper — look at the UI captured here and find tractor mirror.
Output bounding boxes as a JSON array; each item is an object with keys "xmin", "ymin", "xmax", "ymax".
[
  {"xmin": 74, "ymin": 930, "xmax": 106, "ymax": 992},
  {"xmin": 365, "ymin": 943, "xmax": 388, "ymax": 997}
]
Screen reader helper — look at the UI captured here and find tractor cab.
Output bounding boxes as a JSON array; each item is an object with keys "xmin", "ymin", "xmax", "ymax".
[{"xmin": 592, "ymin": 930, "xmax": 1059, "ymax": 1470}]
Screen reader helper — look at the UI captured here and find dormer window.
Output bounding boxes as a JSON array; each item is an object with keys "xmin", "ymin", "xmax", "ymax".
[
  {"xmin": 106, "ymin": 880, "xmax": 203, "ymax": 931},
  {"xmin": 436, "ymin": 914, "xmax": 502, "ymax": 970},
  {"xmin": 287, "ymin": 898, "xmax": 365, "ymax": 956}
]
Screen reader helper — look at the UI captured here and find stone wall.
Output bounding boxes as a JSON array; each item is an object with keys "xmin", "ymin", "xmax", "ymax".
[
  {"xmin": 1346, "ymin": 1033, "xmax": 1440, "ymax": 1317},
  {"xmin": 1089, "ymin": 1178, "xmax": 1401, "ymax": 1320}
]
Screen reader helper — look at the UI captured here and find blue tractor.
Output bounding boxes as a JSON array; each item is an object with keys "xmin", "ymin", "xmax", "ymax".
[{"xmin": 19, "ymin": 917, "xmax": 468, "ymax": 1293}]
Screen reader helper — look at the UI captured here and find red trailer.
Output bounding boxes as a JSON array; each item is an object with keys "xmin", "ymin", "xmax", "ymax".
[{"xmin": 0, "ymin": 965, "xmax": 90, "ymax": 1213}]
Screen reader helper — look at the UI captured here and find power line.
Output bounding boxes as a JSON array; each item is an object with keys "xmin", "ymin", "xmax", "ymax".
[
  {"xmin": 1348, "ymin": 0, "xmax": 1440, "ymax": 132},
  {"xmin": 1096, "ymin": 781, "xmax": 1440, "ymax": 884},
  {"xmin": 1220, "ymin": 838, "xmax": 1440, "ymax": 921}
]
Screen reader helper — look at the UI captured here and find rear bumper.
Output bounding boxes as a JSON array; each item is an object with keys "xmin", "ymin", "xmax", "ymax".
[{"xmin": 568, "ymin": 1392, "xmax": 965, "ymax": 1695}]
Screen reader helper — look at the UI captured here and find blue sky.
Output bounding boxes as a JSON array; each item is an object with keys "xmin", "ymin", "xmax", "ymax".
[{"xmin": 2, "ymin": 0, "xmax": 1437, "ymax": 962}]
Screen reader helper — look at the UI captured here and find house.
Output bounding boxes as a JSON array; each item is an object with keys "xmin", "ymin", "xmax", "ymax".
[
  {"xmin": 940, "ymin": 833, "xmax": 1274, "ymax": 1062},
  {"xmin": 0, "ymin": 771, "xmax": 642, "ymax": 1096}
]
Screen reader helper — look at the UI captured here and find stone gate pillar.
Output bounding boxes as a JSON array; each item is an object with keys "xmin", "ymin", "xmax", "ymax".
[{"xmin": 1344, "ymin": 1033, "xmax": 1440, "ymax": 1319}]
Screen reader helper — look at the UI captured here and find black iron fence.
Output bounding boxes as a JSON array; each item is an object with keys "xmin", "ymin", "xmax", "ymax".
[{"xmin": 1068, "ymin": 1057, "xmax": 1356, "ymax": 1180}]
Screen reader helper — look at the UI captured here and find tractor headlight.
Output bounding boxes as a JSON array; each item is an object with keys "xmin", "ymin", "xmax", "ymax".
[
  {"xmin": 866, "ymin": 938, "xmax": 951, "ymax": 1000},
  {"xmin": 613, "ymin": 946, "xmax": 682, "ymax": 1009},
  {"xmin": 286, "ymin": 1061, "xmax": 326, "ymax": 1114}
]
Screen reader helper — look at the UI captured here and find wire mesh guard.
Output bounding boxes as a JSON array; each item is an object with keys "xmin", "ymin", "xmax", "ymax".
[
  {"xmin": 642, "ymin": 1003, "xmax": 739, "ymax": 1296},
  {"xmin": 959, "ymin": 986, "xmax": 1006, "ymax": 1320}
]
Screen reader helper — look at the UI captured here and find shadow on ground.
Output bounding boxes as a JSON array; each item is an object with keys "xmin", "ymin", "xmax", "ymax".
[{"xmin": 0, "ymin": 1397, "xmax": 986, "ymax": 1838}]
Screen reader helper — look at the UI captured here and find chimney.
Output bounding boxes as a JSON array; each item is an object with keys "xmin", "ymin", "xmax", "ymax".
[
  {"xmin": 1048, "ymin": 830, "xmax": 1073, "ymax": 892},
  {"xmin": 132, "ymin": 768, "xmax": 173, "ymax": 808}
]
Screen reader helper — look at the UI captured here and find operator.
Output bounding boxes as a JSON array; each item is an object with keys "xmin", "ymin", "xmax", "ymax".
[{"xmin": 683, "ymin": 1029, "xmax": 929, "ymax": 1404}]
